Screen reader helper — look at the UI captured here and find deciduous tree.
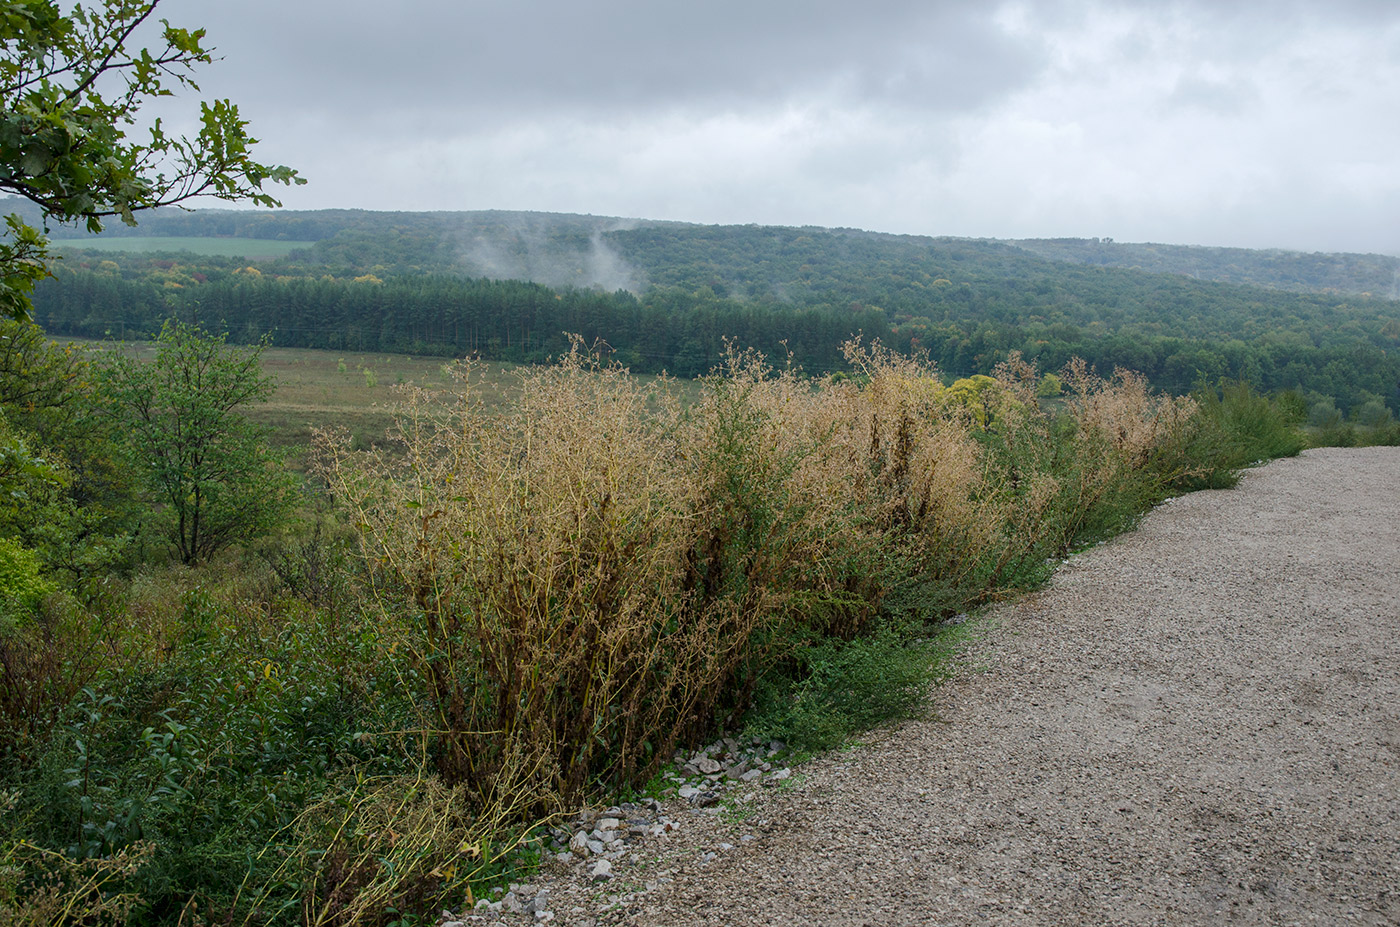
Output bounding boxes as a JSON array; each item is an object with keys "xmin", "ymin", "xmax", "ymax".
[{"xmin": 104, "ymin": 320, "xmax": 295, "ymax": 564}]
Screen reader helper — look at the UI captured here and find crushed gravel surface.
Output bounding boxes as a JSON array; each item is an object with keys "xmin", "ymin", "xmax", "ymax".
[{"xmin": 517, "ymin": 447, "xmax": 1400, "ymax": 926}]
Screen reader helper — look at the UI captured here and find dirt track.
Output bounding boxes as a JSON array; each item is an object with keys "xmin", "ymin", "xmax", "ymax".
[{"xmin": 563, "ymin": 447, "xmax": 1400, "ymax": 926}]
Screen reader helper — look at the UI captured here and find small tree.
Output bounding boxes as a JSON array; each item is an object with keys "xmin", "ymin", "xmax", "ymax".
[{"xmin": 104, "ymin": 321, "xmax": 294, "ymax": 564}]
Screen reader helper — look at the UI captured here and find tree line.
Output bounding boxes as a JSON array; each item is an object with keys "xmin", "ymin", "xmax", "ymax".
[
  {"xmin": 31, "ymin": 246, "xmax": 1400, "ymax": 415},
  {"xmin": 33, "ymin": 263, "xmax": 892, "ymax": 378}
]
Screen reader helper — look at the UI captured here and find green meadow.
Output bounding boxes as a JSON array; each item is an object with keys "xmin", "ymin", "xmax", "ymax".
[{"xmin": 49, "ymin": 236, "xmax": 316, "ymax": 259}]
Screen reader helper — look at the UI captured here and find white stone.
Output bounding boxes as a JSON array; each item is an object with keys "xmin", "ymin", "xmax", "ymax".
[
  {"xmin": 525, "ymin": 889, "xmax": 550, "ymax": 916},
  {"xmin": 569, "ymin": 830, "xmax": 590, "ymax": 856}
]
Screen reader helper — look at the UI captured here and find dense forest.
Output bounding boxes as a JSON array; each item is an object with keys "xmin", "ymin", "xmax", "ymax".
[
  {"xmin": 1011, "ymin": 237, "xmax": 1400, "ymax": 300},
  {"xmin": 23, "ymin": 202, "xmax": 1400, "ymax": 416}
]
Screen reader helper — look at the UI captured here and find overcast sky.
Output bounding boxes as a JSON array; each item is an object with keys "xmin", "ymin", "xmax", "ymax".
[{"xmin": 156, "ymin": 0, "xmax": 1400, "ymax": 255}]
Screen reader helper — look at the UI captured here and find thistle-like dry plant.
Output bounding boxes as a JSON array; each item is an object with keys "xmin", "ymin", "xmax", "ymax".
[
  {"xmin": 318, "ymin": 342, "xmax": 783, "ymax": 812},
  {"xmin": 1062, "ymin": 357, "xmax": 1197, "ymax": 469},
  {"xmin": 314, "ymin": 340, "xmax": 1210, "ymax": 859}
]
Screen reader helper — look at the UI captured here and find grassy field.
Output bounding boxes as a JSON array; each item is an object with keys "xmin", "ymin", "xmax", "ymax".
[
  {"xmin": 254, "ymin": 346, "xmax": 523, "ymax": 463},
  {"xmin": 73, "ymin": 338, "xmax": 699, "ymax": 467},
  {"xmin": 49, "ymin": 236, "xmax": 316, "ymax": 258}
]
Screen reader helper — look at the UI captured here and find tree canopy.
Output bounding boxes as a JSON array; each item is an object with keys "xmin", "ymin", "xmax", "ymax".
[
  {"xmin": 103, "ymin": 319, "xmax": 295, "ymax": 564},
  {"xmin": 0, "ymin": 0, "xmax": 301, "ymax": 318}
]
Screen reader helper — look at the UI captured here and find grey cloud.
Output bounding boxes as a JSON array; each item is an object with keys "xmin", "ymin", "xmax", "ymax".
[
  {"xmin": 188, "ymin": 0, "xmax": 1046, "ymax": 126},
  {"xmin": 1164, "ymin": 75, "xmax": 1259, "ymax": 115},
  {"xmin": 149, "ymin": 0, "xmax": 1400, "ymax": 256}
]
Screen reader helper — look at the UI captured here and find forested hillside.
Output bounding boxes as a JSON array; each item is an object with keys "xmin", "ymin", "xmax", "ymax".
[
  {"xmin": 27, "ymin": 198, "xmax": 1398, "ymax": 298},
  {"xmin": 24, "ymin": 204, "xmax": 1400, "ymax": 416},
  {"xmin": 1011, "ymin": 237, "xmax": 1400, "ymax": 300}
]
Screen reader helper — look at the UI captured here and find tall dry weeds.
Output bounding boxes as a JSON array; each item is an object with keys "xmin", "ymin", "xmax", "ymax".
[
  {"xmin": 1062, "ymin": 358, "xmax": 1197, "ymax": 469},
  {"xmin": 318, "ymin": 343, "xmax": 781, "ymax": 813},
  {"xmin": 838, "ymin": 342, "xmax": 1008, "ymax": 608},
  {"xmin": 315, "ymin": 341, "xmax": 1208, "ymax": 837},
  {"xmin": 245, "ymin": 773, "xmax": 515, "ymax": 927},
  {"xmin": 1045, "ymin": 357, "xmax": 1201, "ymax": 549}
]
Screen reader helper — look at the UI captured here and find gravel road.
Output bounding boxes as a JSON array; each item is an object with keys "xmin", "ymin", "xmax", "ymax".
[{"xmin": 522, "ymin": 447, "xmax": 1400, "ymax": 927}]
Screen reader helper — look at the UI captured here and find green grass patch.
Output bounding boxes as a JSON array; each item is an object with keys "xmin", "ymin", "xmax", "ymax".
[
  {"xmin": 50, "ymin": 237, "xmax": 315, "ymax": 259},
  {"xmin": 742, "ymin": 629, "xmax": 942, "ymax": 753}
]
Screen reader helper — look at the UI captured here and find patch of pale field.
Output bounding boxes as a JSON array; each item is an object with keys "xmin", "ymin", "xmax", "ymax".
[{"xmin": 64, "ymin": 337, "xmax": 700, "ymax": 465}]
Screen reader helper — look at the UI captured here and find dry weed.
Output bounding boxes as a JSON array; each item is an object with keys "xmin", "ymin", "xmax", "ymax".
[
  {"xmin": 0, "ymin": 792, "xmax": 152, "ymax": 927},
  {"xmin": 318, "ymin": 342, "xmax": 757, "ymax": 810},
  {"xmin": 315, "ymin": 340, "xmax": 1210, "ymax": 853},
  {"xmin": 1063, "ymin": 358, "xmax": 1197, "ymax": 469},
  {"xmin": 248, "ymin": 773, "xmax": 520, "ymax": 927}
]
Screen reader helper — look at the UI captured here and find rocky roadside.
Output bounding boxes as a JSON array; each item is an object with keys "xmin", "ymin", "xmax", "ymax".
[{"xmin": 437, "ymin": 737, "xmax": 797, "ymax": 925}]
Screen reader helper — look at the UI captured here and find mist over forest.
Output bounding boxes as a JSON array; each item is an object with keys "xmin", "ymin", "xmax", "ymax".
[{"xmin": 23, "ymin": 200, "xmax": 1400, "ymax": 418}]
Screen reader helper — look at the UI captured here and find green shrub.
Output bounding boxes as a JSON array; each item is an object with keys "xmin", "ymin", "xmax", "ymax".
[
  {"xmin": 743, "ymin": 627, "xmax": 944, "ymax": 753},
  {"xmin": 0, "ymin": 787, "xmax": 152, "ymax": 927},
  {"xmin": 9, "ymin": 579, "xmax": 414, "ymax": 924},
  {"xmin": 0, "ymin": 538, "xmax": 53, "ymax": 629},
  {"xmin": 1177, "ymin": 380, "xmax": 1306, "ymax": 490}
]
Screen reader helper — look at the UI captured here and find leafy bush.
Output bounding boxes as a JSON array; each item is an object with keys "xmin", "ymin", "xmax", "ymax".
[
  {"xmin": 10, "ymin": 576, "xmax": 414, "ymax": 924},
  {"xmin": 0, "ymin": 596, "xmax": 105, "ymax": 766},
  {"xmin": 1177, "ymin": 380, "xmax": 1306, "ymax": 489},
  {"xmin": 0, "ymin": 788, "xmax": 151, "ymax": 927},
  {"xmin": 102, "ymin": 321, "xmax": 298, "ymax": 566},
  {"xmin": 743, "ymin": 628, "xmax": 944, "ymax": 753},
  {"xmin": 0, "ymin": 538, "xmax": 53, "ymax": 628}
]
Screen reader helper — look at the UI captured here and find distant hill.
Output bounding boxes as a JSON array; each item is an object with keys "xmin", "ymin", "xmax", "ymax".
[
  {"xmin": 17, "ymin": 196, "xmax": 1399, "ymax": 300},
  {"xmin": 22, "ymin": 203, "xmax": 1400, "ymax": 416},
  {"xmin": 1010, "ymin": 237, "xmax": 1400, "ymax": 300}
]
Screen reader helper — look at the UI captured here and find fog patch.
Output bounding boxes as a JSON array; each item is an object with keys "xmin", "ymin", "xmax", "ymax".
[{"xmin": 460, "ymin": 215, "xmax": 645, "ymax": 293}]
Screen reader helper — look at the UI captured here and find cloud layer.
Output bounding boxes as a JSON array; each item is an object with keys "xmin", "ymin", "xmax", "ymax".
[{"xmin": 163, "ymin": 0, "xmax": 1400, "ymax": 254}]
